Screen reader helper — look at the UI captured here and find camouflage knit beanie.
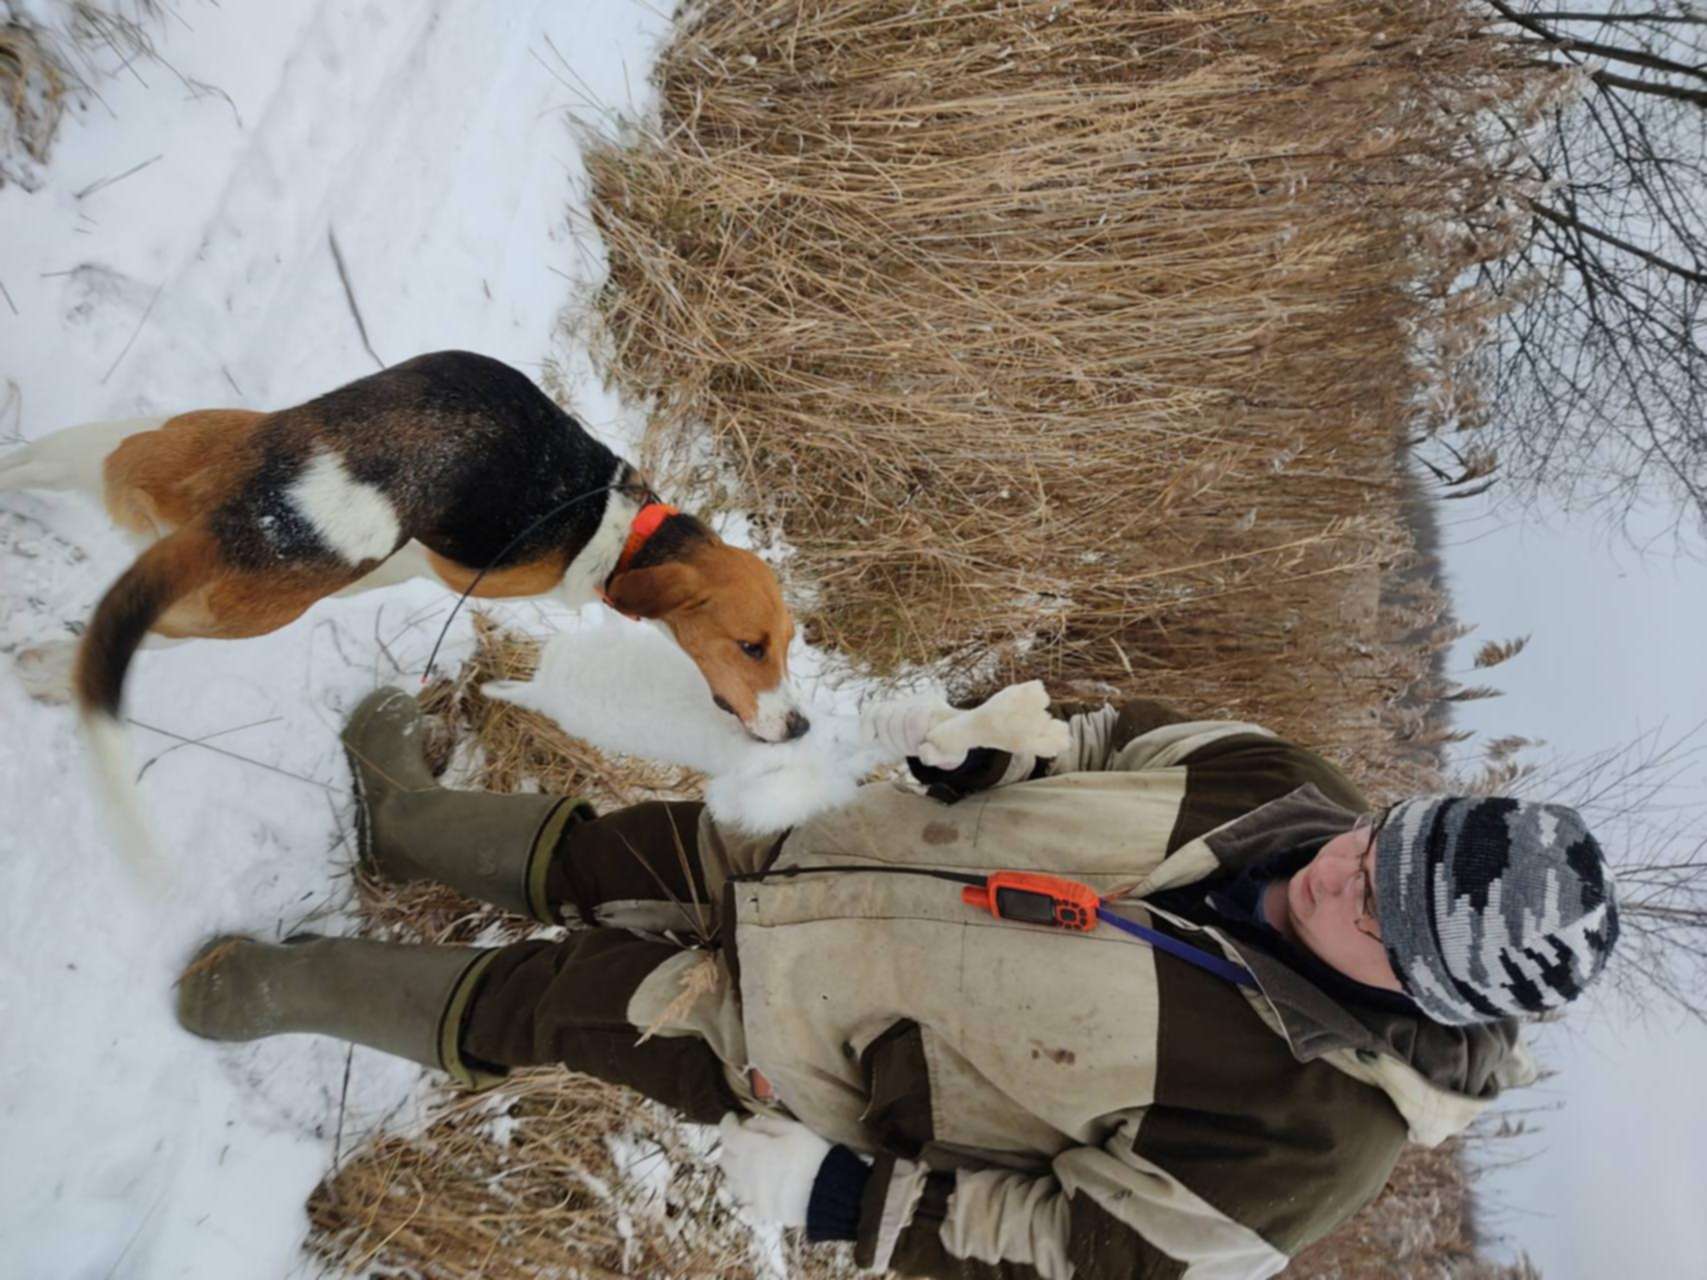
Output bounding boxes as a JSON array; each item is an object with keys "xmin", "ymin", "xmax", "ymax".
[{"xmin": 1374, "ymin": 796, "xmax": 1619, "ymax": 1025}]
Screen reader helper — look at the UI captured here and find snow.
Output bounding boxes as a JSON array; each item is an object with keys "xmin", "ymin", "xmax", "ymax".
[{"xmin": 0, "ymin": 2, "xmax": 676, "ymax": 1277}]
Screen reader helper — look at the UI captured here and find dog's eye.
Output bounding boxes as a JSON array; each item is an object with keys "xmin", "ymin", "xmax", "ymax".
[{"xmin": 738, "ymin": 640, "xmax": 766, "ymax": 661}]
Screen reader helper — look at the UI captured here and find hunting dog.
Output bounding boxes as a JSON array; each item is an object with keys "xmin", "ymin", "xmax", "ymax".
[{"xmin": 2, "ymin": 351, "xmax": 805, "ymax": 850}]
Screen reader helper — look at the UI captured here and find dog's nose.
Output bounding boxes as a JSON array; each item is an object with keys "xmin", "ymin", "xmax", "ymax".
[{"xmin": 784, "ymin": 710, "xmax": 811, "ymax": 741}]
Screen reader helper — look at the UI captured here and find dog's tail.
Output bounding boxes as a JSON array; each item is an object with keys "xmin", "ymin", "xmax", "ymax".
[
  {"xmin": 75, "ymin": 523, "xmax": 220, "ymax": 880},
  {"xmin": 0, "ymin": 442, "xmax": 66, "ymax": 492}
]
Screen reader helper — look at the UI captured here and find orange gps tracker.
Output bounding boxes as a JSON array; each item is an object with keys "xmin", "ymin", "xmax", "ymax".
[{"xmin": 961, "ymin": 872, "xmax": 1100, "ymax": 931}]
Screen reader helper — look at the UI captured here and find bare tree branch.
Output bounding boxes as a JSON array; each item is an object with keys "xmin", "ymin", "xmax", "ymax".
[
  {"xmin": 1526, "ymin": 199, "xmax": 1707, "ymax": 282},
  {"xmin": 1456, "ymin": 2, "xmax": 1707, "ymax": 529}
]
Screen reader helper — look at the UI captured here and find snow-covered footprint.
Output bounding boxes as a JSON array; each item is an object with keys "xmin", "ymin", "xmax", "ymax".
[
  {"xmin": 13, "ymin": 639, "xmax": 78, "ymax": 703},
  {"xmin": 0, "ymin": 509, "xmax": 102, "ymax": 703}
]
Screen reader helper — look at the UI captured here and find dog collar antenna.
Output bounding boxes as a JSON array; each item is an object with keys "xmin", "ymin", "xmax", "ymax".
[
  {"xmin": 600, "ymin": 500, "xmax": 681, "ymax": 618},
  {"xmin": 960, "ymin": 870, "xmax": 1256, "ymax": 987},
  {"xmin": 420, "ymin": 481, "xmax": 651, "ymax": 681}
]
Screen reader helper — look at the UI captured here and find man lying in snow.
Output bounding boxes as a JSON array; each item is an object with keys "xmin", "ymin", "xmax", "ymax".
[{"xmin": 178, "ymin": 690, "xmax": 1619, "ymax": 1279}]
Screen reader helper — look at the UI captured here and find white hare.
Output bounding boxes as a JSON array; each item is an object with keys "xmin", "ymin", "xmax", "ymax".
[{"xmin": 484, "ymin": 611, "xmax": 1068, "ymax": 834}]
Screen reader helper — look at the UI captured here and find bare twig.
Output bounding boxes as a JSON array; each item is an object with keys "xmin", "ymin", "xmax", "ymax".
[
  {"xmin": 328, "ymin": 229, "xmax": 385, "ymax": 371},
  {"xmin": 331, "ymin": 1045, "xmax": 355, "ymax": 1171},
  {"xmin": 135, "ymin": 714, "xmax": 283, "ymax": 781},
  {"xmin": 73, "ymin": 152, "xmax": 163, "ymax": 201},
  {"xmin": 99, "ymin": 284, "xmax": 163, "ymax": 385},
  {"xmin": 126, "ymin": 716, "xmax": 338, "ymax": 791}
]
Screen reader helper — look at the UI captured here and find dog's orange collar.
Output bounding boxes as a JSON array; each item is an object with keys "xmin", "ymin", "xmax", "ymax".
[
  {"xmin": 601, "ymin": 501, "xmax": 679, "ymax": 616},
  {"xmin": 615, "ymin": 501, "xmax": 679, "ymax": 577}
]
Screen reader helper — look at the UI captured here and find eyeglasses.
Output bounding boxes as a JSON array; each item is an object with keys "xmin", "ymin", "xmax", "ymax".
[{"xmin": 1348, "ymin": 809, "xmax": 1390, "ymax": 944}]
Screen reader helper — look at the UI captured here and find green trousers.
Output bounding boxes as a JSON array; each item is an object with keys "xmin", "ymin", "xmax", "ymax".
[{"xmin": 459, "ymin": 800, "xmax": 750, "ymax": 1124}]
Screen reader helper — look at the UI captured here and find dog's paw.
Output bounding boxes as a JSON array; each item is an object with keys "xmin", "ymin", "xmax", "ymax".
[{"xmin": 13, "ymin": 640, "xmax": 78, "ymax": 703}]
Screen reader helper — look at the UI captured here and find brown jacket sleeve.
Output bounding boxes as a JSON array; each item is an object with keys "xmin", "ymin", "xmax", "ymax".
[
  {"xmin": 853, "ymin": 1091, "xmax": 1401, "ymax": 1280},
  {"xmin": 853, "ymin": 1128, "xmax": 1295, "ymax": 1280}
]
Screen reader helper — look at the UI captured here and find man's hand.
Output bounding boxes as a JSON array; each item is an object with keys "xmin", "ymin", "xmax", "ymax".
[{"xmin": 715, "ymin": 1113, "xmax": 833, "ymax": 1227}]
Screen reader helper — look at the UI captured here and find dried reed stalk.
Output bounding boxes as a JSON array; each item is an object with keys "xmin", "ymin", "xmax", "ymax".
[
  {"xmin": 0, "ymin": 21, "xmax": 67, "ymax": 173},
  {"xmin": 1, "ymin": 4, "xmax": 165, "ymax": 186}
]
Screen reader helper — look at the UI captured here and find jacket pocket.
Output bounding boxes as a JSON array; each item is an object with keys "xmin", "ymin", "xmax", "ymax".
[{"xmin": 858, "ymin": 1019, "xmax": 935, "ymax": 1158}]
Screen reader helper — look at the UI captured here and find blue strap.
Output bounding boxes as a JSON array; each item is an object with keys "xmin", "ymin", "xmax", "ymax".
[{"xmin": 1096, "ymin": 906, "xmax": 1257, "ymax": 989}]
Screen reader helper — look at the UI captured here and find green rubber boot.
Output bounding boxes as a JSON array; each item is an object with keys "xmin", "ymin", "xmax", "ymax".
[
  {"xmin": 340, "ymin": 688, "xmax": 589, "ymax": 922},
  {"xmin": 175, "ymin": 934, "xmax": 500, "ymax": 1088}
]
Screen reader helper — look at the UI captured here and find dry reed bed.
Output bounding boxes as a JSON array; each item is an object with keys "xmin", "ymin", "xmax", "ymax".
[
  {"xmin": 309, "ymin": 1067, "xmax": 854, "ymax": 1280},
  {"xmin": 312, "ymin": 2, "xmax": 1552, "ymax": 1275},
  {"xmin": 585, "ymin": 0, "xmax": 1547, "ymax": 794}
]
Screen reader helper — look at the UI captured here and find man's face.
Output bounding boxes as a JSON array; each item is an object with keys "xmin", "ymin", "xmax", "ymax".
[{"xmin": 1283, "ymin": 824, "xmax": 1404, "ymax": 992}]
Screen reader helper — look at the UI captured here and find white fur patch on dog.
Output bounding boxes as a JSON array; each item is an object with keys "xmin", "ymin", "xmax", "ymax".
[
  {"xmin": 482, "ymin": 612, "xmax": 1069, "ymax": 834},
  {"xmin": 558, "ymin": 484, "xmax": 642, "ymax": 607},
  {"xmin": 287, "ymin": 449, "xmax": 401, "ymax": 565}
]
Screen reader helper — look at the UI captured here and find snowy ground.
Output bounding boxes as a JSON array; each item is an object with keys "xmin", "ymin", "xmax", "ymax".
[{"xmin": 0, "ymin": 2, "xmax": 682, "ymax": 1276}]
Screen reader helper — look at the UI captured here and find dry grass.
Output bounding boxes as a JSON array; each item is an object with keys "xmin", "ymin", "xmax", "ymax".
[
  {"xmin": 309, "ymin": 1070, "xmax": 855, "ymax": 1280},
  {"xmin": 310, "ymin": 2, "xmax": 1554, "ymax": 1276},
  {"xmin": 0, "ymin": 20, "xmax": 67, "ymax": 176},
  {"xmin": 581, "ymin": 0, "xmax": 1550, "ymax": 799},
  {"xmin": 1, "ymin": 4, "xmax": 164, "ymax": 187}
]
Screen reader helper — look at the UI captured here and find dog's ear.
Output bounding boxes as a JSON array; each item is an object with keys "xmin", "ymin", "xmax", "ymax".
[{"xmin": 606, "ymin": 562, "xmax": 707, "ymax": 619}]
